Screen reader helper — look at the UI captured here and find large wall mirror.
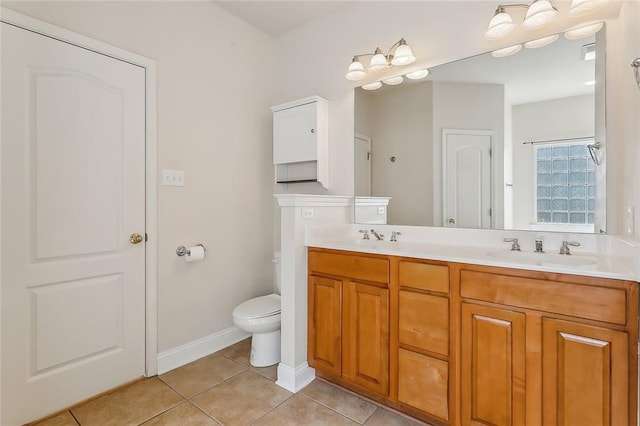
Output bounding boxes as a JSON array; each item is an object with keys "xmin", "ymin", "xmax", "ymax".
[{"xmin": 354, "ymin": 29, "xmax": 606, "ymax": 234}]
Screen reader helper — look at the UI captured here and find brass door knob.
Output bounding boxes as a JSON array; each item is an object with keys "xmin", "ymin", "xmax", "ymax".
[{"xmin": 129, "ymin": 233, "xmax": 144, "ymax": 244}]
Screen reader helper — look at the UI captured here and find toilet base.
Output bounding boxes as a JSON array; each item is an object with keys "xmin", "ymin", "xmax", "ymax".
[{"xmin": 250, "ymin": 329, "xmax": 281, "ymax": 367}]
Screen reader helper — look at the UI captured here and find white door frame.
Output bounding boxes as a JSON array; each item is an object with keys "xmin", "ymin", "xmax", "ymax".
[
  {"xmin": 0, "ymin": 7, "xmax": 158, "ymax": 389},
  {"xmin": 441, "ymin": 128, "xmax": 495, "ymax": 229}
]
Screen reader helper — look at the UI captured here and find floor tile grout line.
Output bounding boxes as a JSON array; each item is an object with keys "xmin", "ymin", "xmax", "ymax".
[
  {"xmin": 246, "ymin": 390, "xmax": 295, "ymax": 426},
  {"xmin": 183, "ymin": 400, "xmax": 224, "ymax": 425},
  {"xmin": 298, "ymin": 392, "xmax": 371, "ymax": 425},
  {"xmin": 183, "ymin": 365, "xmax": 250, "ymax": 401}
]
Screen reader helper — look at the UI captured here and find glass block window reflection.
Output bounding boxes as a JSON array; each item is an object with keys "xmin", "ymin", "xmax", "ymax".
[{"xmin": 535, "ymin": 142, "xmax": 595, "ymax": 224}]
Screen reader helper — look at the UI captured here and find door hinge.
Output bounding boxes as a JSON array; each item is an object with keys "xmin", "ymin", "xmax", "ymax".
[
  {"xmin": 145, "ymin": 233, "xmax": 148, "ymax": 242},
  {"xmin": 489, "ymin": 208, "xmax": 492, "ymax": 216},
  {"xmin": 489, "ymin": 148, "xmax": 492, "ymax": 157}
]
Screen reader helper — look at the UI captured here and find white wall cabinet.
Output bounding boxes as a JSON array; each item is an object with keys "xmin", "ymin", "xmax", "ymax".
[{"xmin": 271, "ymin": 96, "xmax": 328, "ymax": 189}]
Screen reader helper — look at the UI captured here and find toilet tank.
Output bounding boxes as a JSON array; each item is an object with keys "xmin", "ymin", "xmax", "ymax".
[{"xmin": 273, "ymin": 251, "xmax": 281, "ymax": 293}]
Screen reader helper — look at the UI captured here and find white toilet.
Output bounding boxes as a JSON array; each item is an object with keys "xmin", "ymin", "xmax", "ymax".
[{"xmin": 232, "ymin": 254, "xmax": 281, "ymax": 367}]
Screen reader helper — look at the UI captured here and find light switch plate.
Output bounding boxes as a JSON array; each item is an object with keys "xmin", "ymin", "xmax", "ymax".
[{"xmin": 162, "ymin": 169, "xmax": 185, "ymax": 187}]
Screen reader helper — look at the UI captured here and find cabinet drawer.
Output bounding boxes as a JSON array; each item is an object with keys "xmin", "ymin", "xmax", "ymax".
[
  {"xmin": 460, "ymin": 270, "xmax": 627, "ymax": 325},
  {"xmin": 399, "ymin": 291, "xmax": 449, "ymax": 356},
  {"xmin": 398, "ymin": 349, "xmax": 449, "ymax": 421},
  {"xmin": 399, "ymin": 261, "xmax": 449, "ymax": 293},
  {"xmin": 309, "ymin": 250, "xmax": 389, "ymax": 284}
]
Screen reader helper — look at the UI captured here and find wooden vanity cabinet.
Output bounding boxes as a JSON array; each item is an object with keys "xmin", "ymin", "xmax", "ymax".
[
  {"xmin": 308, "ymin": 248, "xmax": 638, "ymax": 426},
  {"xmin": 457, "ymin": 264, "xmax": 638, "ymax": 426},
  {"xmin": 307, "ymin": 249, "xmax": 390, "ymax": 397}
]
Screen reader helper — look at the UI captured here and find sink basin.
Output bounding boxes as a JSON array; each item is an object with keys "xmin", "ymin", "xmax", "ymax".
[{"xmin": 487, "ymin": 250, "xmax": 597, "ymax": 267}]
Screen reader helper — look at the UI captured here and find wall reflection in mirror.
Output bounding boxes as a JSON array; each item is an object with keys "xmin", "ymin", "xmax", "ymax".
[{"xmin": 354, "ymin": 30, "xmax": 606, "ymax": 234}]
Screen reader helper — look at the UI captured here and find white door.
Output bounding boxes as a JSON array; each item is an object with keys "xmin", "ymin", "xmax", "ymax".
[
  {"xmin": 354, "ymin": 134, "xmax": 372, "ymax": 196},
  {"xmin": 1, "ymin": 23, "xmax": 146, "ymax": 425},
  {"xmin": 442, "ymin": 129, "xmax": 492, "ymax": 229}
]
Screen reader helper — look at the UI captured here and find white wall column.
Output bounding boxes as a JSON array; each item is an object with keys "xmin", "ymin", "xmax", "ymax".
[{"xmin": 274, "ymin": 194, "xmax": 351, "ymax": 392}]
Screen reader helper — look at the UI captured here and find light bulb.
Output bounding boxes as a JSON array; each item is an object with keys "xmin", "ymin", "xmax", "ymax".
[
  {"xmin": 368, "ymin": 49, "xmax": 389, "ymax": 72},
  {"xmin": 391, "ymin": 40, "xmax": 416, "ymax": 66},
  {"xmin": 485, "ymin": 8, "xmax": 516, "ymax": 40},
  {"xmin": 523, "ymin": 0, "xmax": 558, "ymax": 30},
  {"xmin": 345, "ymin": 57, "xmax": 366, "ymax": 81}
]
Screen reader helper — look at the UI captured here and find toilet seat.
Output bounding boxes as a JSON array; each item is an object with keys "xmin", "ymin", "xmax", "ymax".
[{"xmin": 232, "ymin": 293, "xmax": 280, "ymax": 320}]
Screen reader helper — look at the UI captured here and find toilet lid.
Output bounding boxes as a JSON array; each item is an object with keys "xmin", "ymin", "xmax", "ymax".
[{"xmin": 233, "ymin": 294, "xmax": 281, "ymax": 319}]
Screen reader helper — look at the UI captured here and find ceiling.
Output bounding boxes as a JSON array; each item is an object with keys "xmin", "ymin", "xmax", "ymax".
[{"xmin": 214, "ymin": 1, "xmax": 352, "ymax": 37}]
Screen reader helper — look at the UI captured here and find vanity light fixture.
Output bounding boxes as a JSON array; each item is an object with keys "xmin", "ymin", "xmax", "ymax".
[
  {"xmin": 564, "ymin": 21, "xmax": 604, "ymax": 40},
  {"xmin": 491, "ymin": 44, "xmax": 523, "ymax": 58},
  {"xmin": 405, "ymin": 69, "xmax": 430, "ymax": 80},
  {"xmin": 382, "ymin": 76, "xmax": 404, "ymax": 85},
  {"xmin": 569, "ymin": 0, "xmax": 609, "ymax": 16},
  {"xmin": 485, "ymin": 1, "xmax": 558, "ymax": 40},
  {"xmin": 362, "ymin": 81, "xmax": 383, "ymax": 91},
  {"xmin": 345, "ymin": 38, "xmax": 416, "ymax": 81},
  {"xmin": 524, "ymin": 33, "xmax": 559, "ymax": 49},
  {"xmin": 358, "ymin": 68, "xmax": 430, "ymax": 91},
  {"xmin": 522, "ymin": 0, "xmax": 558, "ymax": 30}
]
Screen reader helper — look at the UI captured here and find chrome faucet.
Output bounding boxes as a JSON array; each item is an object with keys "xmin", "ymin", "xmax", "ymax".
[
  {"xmin": 503, "ymin": 238, "xmax": 521, "ymax": 251},
  {"xmin": 359, "ymin": 229, "xmax": 369, "ymax": 240},
  {"xmin": 535, "ymin": 239, "xmax": 544, "ymax": 253},
  {"xmin": 391, "ymin": 231, "xmax": 401, "ymax": 242},
  {"xmin": 370, "ymin": 229, "xmax": 384, "ymax": 241},
  {"xmin": 559, "ymin": 241, "xmax": 580, "ymax": 255}
]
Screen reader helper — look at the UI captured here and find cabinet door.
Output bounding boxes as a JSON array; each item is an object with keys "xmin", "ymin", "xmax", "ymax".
[
  {"xmin": 344, "ymin": 281, "xmax": 389, "ymax": 396},
  {"xmin": 461, "ymin": 303, "xmax": 526, "ymax": 426},
  {"xmin": 308, "ymin": 275, "xmax": 342, "ymax": 377},
  {"xmin": 273, "ymin": 102, "xmax": 317, "ymax": 164},
  {"xmin": 398, "ymin": 348, "xmax": 449, "ymax": 421},
  {"xmin": 542, "ymin": 318, "xmax": 629, "ymax": 426}
]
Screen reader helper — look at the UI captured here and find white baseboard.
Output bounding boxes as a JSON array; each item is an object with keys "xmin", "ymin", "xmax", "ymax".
[
  {"xmin": 156, "ymin": 326, "xmax": 250, "ymax": 374},
  {"xmin": 276, "ymin": 362, "xmax": 315, "ymax": 393}
]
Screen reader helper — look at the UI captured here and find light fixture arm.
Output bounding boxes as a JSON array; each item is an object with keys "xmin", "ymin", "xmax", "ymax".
[
  {"xmin": 352, "ymin": 39, "xmax": 410, "ymax": 63},
  {"xmin": 494, "ymin": 3, "xmax": 531, "ymax": 13}
]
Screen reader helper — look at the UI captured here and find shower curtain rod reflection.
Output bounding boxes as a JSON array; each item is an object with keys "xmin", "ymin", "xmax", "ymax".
[{"xmin": 522, "ymin": 136, "xmax": 594, "ymax": 145}]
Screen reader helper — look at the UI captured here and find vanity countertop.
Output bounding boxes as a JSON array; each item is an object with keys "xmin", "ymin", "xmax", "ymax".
[{"xmin": 307, "ymin": 238, "xmax": 637, "ymax": 281}]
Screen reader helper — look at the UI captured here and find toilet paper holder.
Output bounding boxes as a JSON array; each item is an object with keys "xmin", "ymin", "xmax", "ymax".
[{"xmin": 176, "ymin": 244, "xmax": 206, "ymax": 257}]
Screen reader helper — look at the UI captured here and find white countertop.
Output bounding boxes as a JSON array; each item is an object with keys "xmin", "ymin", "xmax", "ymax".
[{"xmin": 305, "ymin": 226, "xmax": 639, "ymax": 281}]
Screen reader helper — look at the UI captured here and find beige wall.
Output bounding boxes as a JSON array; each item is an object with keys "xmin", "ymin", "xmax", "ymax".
[
  {"xmin": 2, "ymin": 1, "xmax": 278, "ymax": 352},
  {"xmin": 3, "ymin": 0, "xmax": 638, "ymax": 359},
  {"xmin": 356, "ymin": 83, "xmax": 435, "ymax": 226}
]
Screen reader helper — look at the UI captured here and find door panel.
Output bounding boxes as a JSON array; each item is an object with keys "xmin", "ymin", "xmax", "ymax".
[
  {"xmin": 443, "ymin": 130, "xmax": 492, "ymax": 229},
  {"xmin": 308, "ymin": 275, "xmax": 342, "ymax": 377},
  {"xmin": 2, "ymin": 23, "xmax": 146, "ymax": 425},
  {"xmin": 461, "ymin": 303, "xmax": 526, "ymax": 426},
  {"xmin": 542, "ymin": 318, "xmax": 628, "ymax": 426},
  {"xmin": 344, "ymin": 281, "xmax": 389, "ymax": 396}
]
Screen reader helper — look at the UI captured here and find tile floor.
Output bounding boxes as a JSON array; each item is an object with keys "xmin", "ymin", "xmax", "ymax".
[{"xmin": 35, "ymin": 339, "xmax": 430, "ymax": 426}]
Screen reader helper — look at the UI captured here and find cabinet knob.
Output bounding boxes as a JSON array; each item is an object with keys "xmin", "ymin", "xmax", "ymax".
[{"xmin": 310, "ymin": 128, "xmax": 315, "ymax": 133}]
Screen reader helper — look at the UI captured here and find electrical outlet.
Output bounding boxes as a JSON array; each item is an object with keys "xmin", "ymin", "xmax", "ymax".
[
  {"xmin": 627, "ymin": 206, "xmax": 635, "ymax": 235},
  {"xmin": 301, "ymin": 207, "xmax": 314, "ymax": 219},
  {"xmin": 377, "ymin": 206, "xmax": 385, "ymax": 215},
  {"xmin": 162, "ymin": 169, "xmax": 185, "ymax": 187}
]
